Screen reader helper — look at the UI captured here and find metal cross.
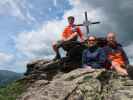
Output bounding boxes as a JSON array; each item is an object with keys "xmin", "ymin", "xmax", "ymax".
[{"xmin": 75, "ymin": 11, "xmax": 100, "ymax": 36}]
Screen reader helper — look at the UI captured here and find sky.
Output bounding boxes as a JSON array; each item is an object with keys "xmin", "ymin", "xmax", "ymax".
[{"xmin": 0, "ymin": 0, "xmax": 133, "ymax": 73}]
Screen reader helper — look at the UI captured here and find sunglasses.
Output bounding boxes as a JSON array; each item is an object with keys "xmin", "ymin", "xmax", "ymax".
[{"xmin": 88, "ymin": 39, "xmax": 96, "ymax": 41}]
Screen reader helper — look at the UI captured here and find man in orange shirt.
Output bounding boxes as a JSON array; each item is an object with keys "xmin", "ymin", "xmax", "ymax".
[
  {"xmin": 52, "ymin": 16, "xmax": 84, "ymax": 60},
  {"xmin": 104, "ymin": 32, "xmax": 129, "ymax": 76}
]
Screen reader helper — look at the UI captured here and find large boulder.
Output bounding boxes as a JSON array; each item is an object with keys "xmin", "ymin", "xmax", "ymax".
[
  {"xmin": 24, "ymin": 58, "xmax": 83, "ymax": 82},
  {"xmin": 18, "ymin": 60, "xmax": 133, "ymax": 100},
  {"xmin": 18, "ymin": 68, "xmax": 103, "ymax": 100},
  {"xmin": 18, "ymin": 58, "xmax": 133, "ymax": 100}
]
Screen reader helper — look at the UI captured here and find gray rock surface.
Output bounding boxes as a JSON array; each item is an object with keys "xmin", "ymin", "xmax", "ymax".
[{"xmin": 18, "ymin": 59, "xmax": 133, "ymax": 100}]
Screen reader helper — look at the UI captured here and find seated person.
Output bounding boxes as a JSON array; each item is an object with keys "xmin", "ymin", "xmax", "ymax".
[
  {"xmin": 82, "ymin": 35, "xmax": 106, "ymax": 70},
  {"xmin": 52, "ymin": 16, "xmax": 84, "ymax": 60},
  {"xmin": 104, "ymin": 32, "xmax": 129, "ymax": 76}
]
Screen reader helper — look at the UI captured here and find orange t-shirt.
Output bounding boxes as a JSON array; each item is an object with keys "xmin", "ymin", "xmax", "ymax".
[
  {"xmin": 108, "ymin": 51, "xmax": 125, "ymax": 65},
  {"xmin": 62, "ymin": 25, "xmax": 83, "ymax": 39}
]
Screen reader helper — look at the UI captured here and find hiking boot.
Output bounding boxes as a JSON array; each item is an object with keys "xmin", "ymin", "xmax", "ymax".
[{"xmin": 53, "ymin": 55, "xmax": 61, "ymax": 61}]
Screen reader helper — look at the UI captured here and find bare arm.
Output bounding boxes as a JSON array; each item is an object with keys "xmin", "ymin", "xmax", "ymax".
[{"xmin": 77, "ymin": 27, "xmax": 84, "ymax": 42}]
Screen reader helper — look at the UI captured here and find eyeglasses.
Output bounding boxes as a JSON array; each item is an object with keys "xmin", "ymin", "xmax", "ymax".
[{"xmin": 88, "ymin": 39, "xmax": 96, "ymax": 41}]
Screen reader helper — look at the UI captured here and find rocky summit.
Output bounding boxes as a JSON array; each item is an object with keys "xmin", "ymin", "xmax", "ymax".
[{"xmin": 17, "ymin": 58, "xmax": 133, "ymax": 100}]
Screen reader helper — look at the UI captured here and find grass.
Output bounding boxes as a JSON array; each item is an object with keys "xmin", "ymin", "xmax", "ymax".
[{"xmin": 0, "ymin": 80, "xmax": 26, "ymax": 100}]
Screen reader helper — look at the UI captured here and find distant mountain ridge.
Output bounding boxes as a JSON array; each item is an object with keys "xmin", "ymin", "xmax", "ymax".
[{"xmin": 0, "ymin": 70, "xmax": 23, "ymax": 86}]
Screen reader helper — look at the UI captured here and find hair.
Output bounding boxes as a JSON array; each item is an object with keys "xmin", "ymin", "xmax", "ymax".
[
  {"xmin": 88, "ymin": 35, "xmax": 97, "ymax": 40},
  {"xmin": 107, "ymin": 32, "xmax": 116, "ymax": 37},
  {"xmin": 67, "ymin": 16, "xmax": 75, "ymax": 20}
]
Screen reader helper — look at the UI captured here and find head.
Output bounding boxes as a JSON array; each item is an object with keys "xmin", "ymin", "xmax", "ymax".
[
  {"xmin": 106, "ymin": 32, "xmax": 117, "ymax": 46},
  {"xmin": 87, "ymin": 35, "xmax": 97, "ymax": 47},
  {"xmin": 67, "ymin": 16, "xmax": 75, "ymax": 25}
]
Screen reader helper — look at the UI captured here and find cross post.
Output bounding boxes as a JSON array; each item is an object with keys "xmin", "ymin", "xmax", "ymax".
[{"xmin": 75, "ymin": 11, "xmax": 100, "ymax": 37}]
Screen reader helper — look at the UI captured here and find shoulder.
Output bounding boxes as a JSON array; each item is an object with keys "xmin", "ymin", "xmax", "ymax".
[
  {"xmin": 64, "ymin": 25, "xmax": 70, "ymax": 30},
  {"xmin": 77, "ymin": 27, "xmax": 81, "ymax": 31},
  {"xmin": 83, "ymin": 48, "xmax": 89, "ymax": 53},
  {"xmin": 74, "ymin": 26, "xmax": 81, "ymax": 30},
  {"xmin": 102, "ymin": 45, "xmax": 111, "ymax": 52},
  {"xmin": 97, "ymin": 47, "xmax": 105, "ymax": 52},
  {"xmin": 116, "ymin": 43, "xmax": 124, "ymax": 50},
  {"xmin": 63, "ymin": 26, "xmax": 70, "ymax": 33},
  {"xmin": 117, "ymin": 43, "xmax": 122, "ymax": 47}
]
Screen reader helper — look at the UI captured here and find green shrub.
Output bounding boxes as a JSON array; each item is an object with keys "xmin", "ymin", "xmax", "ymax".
[{"xmin": 0, "ymin": 80, "xmax": 26, "ymax": 100}]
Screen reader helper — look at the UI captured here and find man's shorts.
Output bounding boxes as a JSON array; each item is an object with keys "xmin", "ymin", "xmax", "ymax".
[
  {"xmin": 56, "ymin": 36, "xmax": 78, "ymax": 47},
  {"xmin": 56, "ymin": 40, "xmax": 64, "ymax": 48},
  {"xmin": 56, "ymin": 39, "xmax": 80, "ymax": 51}
]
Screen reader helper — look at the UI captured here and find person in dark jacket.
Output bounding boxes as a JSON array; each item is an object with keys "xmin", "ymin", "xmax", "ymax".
[
  {"xmin": 104, "ymin": 32, "xmax": 129, "ymax": 76},
  {"xmin": 82, "ymin": 35, "xmax": 106, "ymax": 70}
]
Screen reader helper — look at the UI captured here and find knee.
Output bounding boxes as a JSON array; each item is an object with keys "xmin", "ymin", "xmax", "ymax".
[
  {"xmin": 112, "ymin": 61, "xmax": 119, "ymax": 66},
  {"xmin": 52, "ymin": 42, "xmax": 57, "ymax": 48}
]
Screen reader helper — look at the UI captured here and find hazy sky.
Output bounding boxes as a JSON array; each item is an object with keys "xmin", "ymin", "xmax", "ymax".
[{"xmin": 0, "ymin": 0, "xmax": 133, "ymax": 73}]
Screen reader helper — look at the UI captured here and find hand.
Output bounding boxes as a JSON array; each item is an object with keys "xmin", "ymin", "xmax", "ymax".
[
  {"xmin": 84, "ymin": 65, "xmax": 92, "ymax": 68},
  {"xmin": 84, "ymin": 65, "xmax": 95, "ymax": 72},
  {"xmin": 80, "ymin": 39, "xmax": 84, "ymax": 43}
]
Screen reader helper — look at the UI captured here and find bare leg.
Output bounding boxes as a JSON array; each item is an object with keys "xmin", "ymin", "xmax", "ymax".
[
  {"xmin": 52, "ymin": 43, "xmax": 61, "ymax": 60},
  {"xmin": 112, "ymin": 61, "xmax": 128, "ymax": 76}
]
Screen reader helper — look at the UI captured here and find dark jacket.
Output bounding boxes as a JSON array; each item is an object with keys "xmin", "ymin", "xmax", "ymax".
[
  {"xmin": 103, "ymin": 43, "xmax": 129, "ymax": 65},
  {"xmin": 82, "ymin": 46, "xmax": 106, "ymax": 68}
]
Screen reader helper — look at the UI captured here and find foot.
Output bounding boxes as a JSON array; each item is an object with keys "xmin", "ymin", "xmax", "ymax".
[
  {"xmin": 53, "ymin": 55, "xmax": 61, "ymax": 61},
  {"xmin": 118, "ymin": 72, "xmax": 128, "ymax": 77}
]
